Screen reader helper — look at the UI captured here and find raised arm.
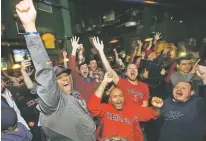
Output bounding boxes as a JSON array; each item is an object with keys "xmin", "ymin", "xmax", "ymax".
[
  {"xmin": 93, "ymin": 37, "xmax": 119, "ymax": 84},
  {"xmin": 16, "ymin": 0, "xmax": 60, "ymax": 114},
  {"xmin": 63, "ymin": 51, "xmax": 68, "ymax": 68},
  {"xmin": 67, "ymin": 37, "xmax": 82, "ymax": 70},
  {"xmin": 87, "ymin": 72, "xmax": 113, "ymax": 118}
]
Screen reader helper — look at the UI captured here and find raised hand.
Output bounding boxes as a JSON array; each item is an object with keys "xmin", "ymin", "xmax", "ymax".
[
  {"xmin": 190, "ymin": 59, "xmax": 200, "ymax": 74},
  {"xmin": 16, "ymin": 0, "xmax": 37, "ymax": 32},
  {"xmin": 21, "ymin": 60, "xmax": 31, "ymax": 71},
  {"xmin": 137, "ymin": 40, "xmax": 143, "ymax": 48},
  {"xmin": 103, "ymin": 72, "xmax": 114, "ymax": 84},
  {"xmin": 143, "ymin": 69, "xmax": 149, "ymax": 79},
  {"xmin": 151, "ymin": 97, "xmax": 163, "ymax": 108},
  {"xmin": 196, "ymin": 66, "xmax": 206, "ymax": 84},
  {"xmin": 71, "ymin": 36, "xmax": 81, "ymax": 51},
  {"xmin": 63, "ymin": 51, "xmax": 67, "ymax": 58},
  {"xmin": 93, "ymin": 37, "xmax": 104, "ymax": 52},
  {"xmin": 154, "ymin": 32, "xmax": 162, "ymax": 41},
  {"xmin": 160, "ymin": 68, "xmax": 166, "ymax": 75}
]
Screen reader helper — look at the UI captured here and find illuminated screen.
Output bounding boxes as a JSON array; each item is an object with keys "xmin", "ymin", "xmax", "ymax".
[{"xmin": 13, "ymin": 49, "xmax": 30, "ymax": 62}]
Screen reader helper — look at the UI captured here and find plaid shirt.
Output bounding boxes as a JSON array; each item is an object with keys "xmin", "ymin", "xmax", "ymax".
[{"xmin": 89, "ymin": 68, "xmax": 104, "ymax": 83}]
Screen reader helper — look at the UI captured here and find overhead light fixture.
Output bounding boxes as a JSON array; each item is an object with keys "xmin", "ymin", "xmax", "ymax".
[
  {"xmin": 179, "ymin": 52, "xmax": 187, "ymax": 57},
  {"xmin": 12, "ymin": 64, "xmax": 21, "ymax": 69},
  {"xmin": 144, "ymin": 0, "xmax": 157, "ymax": 4},
  {"xmin": 109, "ymin": 39, "xmax": 118, "ymax": 44},
  {"xmin": 180, "ymin": 21, "xmax": 183, "ymax": 23},
  {"xmin": 125, "ymin": 21, "xmax": 137, "ymax": 27}
]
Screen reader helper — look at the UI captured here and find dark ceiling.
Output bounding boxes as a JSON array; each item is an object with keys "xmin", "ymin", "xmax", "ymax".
[{"xmin": 70, "ymin": 0, "xmax": 206, "ymax": 39}]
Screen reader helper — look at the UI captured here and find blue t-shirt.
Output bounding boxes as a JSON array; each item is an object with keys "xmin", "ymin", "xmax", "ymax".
[{"xmin": 160, "ymin": 96, "xmax": 206, "ymax": 141}]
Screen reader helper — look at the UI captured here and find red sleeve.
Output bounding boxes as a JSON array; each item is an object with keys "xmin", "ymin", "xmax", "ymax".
[
  {"xmin": 115, "ymin": 77, "xmax": 125, "ymax": 88},
  {"xmin": 142, "ymin": 83, "xmax": 149, "ymax": 101},
  {"xmin": 68, "ymin": 55, "xmax": 76, "ymax": 69},
  {"xmin": 87, "ymin": 94, "xmax": 105, "ymax": 118},
  {"xmin": 134, "ymin": 105, "xmax": 156, "ymax": 122}
]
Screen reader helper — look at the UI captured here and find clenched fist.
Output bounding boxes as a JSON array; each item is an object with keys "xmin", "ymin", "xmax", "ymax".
[
  {"xmin": 151, "ymin": 97, "xmax": 163, "ymax": 108},
  {"xmin": 16, "ymin": 0, "xmax": 37, "ymax": 32}
]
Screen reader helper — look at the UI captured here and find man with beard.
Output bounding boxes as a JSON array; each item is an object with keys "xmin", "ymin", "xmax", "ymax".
[
  {"xmin": 159, "ymin": 81, "xmax": 206, "ymax": 141},
  {"xmin": 88, "ymin": 72, "xmax": 163, "ymax": 141},
  {"xmin": 68, "ymin": 37, "xmax": 98, "ymax": 102},
  {"xmin": 15, "ymin": 1, "xmax": 96, "ymax": 140},
  {"xmin": 92, "ymin": 37, "xmax": 149, "ymax": 107}
]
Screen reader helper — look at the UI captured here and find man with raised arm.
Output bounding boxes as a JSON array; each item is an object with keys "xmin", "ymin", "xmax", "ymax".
[
  {"xmin": 16, "ymin": 0, "xmax": 96, "ymax": 140},
  {"xmin": 88, "ymin": 72, "xmax": 163, "ymax": 141},
  {"xmin": 68, "ymin": 37, "xmax": 98, "ymax": 102},
  {"xmin": 93, "ymin": 37, "xmax": 149, "ymax": 107}
]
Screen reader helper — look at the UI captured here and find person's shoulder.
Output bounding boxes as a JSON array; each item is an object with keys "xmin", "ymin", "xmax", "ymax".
[{"xmin": 138, "ymin": 81, "xmax": 149, "ymax": 87}]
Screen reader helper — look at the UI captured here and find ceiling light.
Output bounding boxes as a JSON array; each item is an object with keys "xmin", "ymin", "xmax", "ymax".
[
  {"xmin": 180, "ymin": 21, "xmax": 183, "ymax": 23},
  {"xmin": 109, "ymin": 39, "xmax": 118, "ymax": 44},
  {"xmin": 125, "ymin": 21, "xmax": 137, "ymax": 27},
  {"xmin": 12, "ymin": 64, "xmax": 21, "ymax": 69},
  {"xmin": 144, "ymin": 0, "xmax": 157, "ymax": 4}
]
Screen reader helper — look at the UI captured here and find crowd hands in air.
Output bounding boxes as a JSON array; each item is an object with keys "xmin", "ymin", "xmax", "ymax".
[{"xmin": 1, "ymin": 0, "xmax": 206, "ymax": 141}]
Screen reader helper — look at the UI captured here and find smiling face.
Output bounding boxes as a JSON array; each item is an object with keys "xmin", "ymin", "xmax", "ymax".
[
  {"xmin": 109, "ymin": 88, "xmax": 124, "ymax": 110},
  {"xmin": 173, "ymin": 82, "xmax": 192, "ymax": 102},
  {"xmin": 126, "ymin": 64, "xmax": 138, "ymax": 81},
  {"xmin": 79, "ymin": 64, "xmax": 89, "ymax": 78},
  {"xmin": 56, "ymin": 73, "xmax": 72, "ymax": 94}
]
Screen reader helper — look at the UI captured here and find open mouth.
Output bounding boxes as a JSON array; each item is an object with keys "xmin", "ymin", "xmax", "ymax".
[
  {"xmin": 176, "ymin": 92, "xmax": 183, "ymax": 97},
  {"xmin": 63, "ymin": 83, "xmax": 71, "ymax": 90}
]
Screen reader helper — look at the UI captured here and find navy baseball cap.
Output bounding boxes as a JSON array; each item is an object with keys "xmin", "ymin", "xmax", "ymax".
[
  {"xmin": 1, "ymin": 101, "xmax": 18, "ymax": 132},
  {"xmin": 53, "ymin": 65, "xmax": 71, "ymax": 77}
]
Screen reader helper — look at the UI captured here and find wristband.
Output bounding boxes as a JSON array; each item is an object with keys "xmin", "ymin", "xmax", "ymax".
[{"xmin": 25, "ymin": 32, "xmax": 39, "ymax": 36}]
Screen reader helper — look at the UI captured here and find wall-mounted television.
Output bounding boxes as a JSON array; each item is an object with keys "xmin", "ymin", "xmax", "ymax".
[{"xmin": 12, "ymin": 49, "xmax": 31, "ymax": 63}]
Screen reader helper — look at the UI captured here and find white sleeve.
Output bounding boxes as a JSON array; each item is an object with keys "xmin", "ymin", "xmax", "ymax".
[{"xmin": 12, "ymin": 101, "xmax": 30, "ymax": 130}]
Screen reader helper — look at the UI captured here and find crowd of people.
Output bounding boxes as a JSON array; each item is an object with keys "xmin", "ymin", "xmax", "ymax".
[{"xmin": 1, "ymin": 0, "xmax": 206, "ymax": 141}]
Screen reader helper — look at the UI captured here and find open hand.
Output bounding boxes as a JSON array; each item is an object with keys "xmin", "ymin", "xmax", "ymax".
[
  {"xmin": 151, "ymin": 97, "xmax": 163, "ymax": 108},
  {"xmin": 71, "ymin": 36, "xmax": 82, "ymax": 51},
  {"xmin": 154, "ymin": 32, "xmax": 162, "ymax": 41},
  {"xmin": 16, "ymin": 0, "xmax": 37, "ymax": 32},
  {"xmin": 93, "ymin": 37, "xmax": 104, "ymax": 52}
]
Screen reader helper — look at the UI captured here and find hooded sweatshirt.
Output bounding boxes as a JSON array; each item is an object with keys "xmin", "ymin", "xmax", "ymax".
[
  {"xmin": 88, "ymin": 94, "xmax": 157, "ymax": 141},
  {"xmin": 25, "ymin": 35, "xmax": 96, "ymax": 141}
]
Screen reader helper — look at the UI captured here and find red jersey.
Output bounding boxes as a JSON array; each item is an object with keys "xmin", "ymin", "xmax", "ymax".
[
  {"xmin": 88, "ymin": 94, "xmax": 156, "ymax": 141},
  {"xmin": 116, "ymin": 78, "xmax": 149, "ymax": 106}
]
